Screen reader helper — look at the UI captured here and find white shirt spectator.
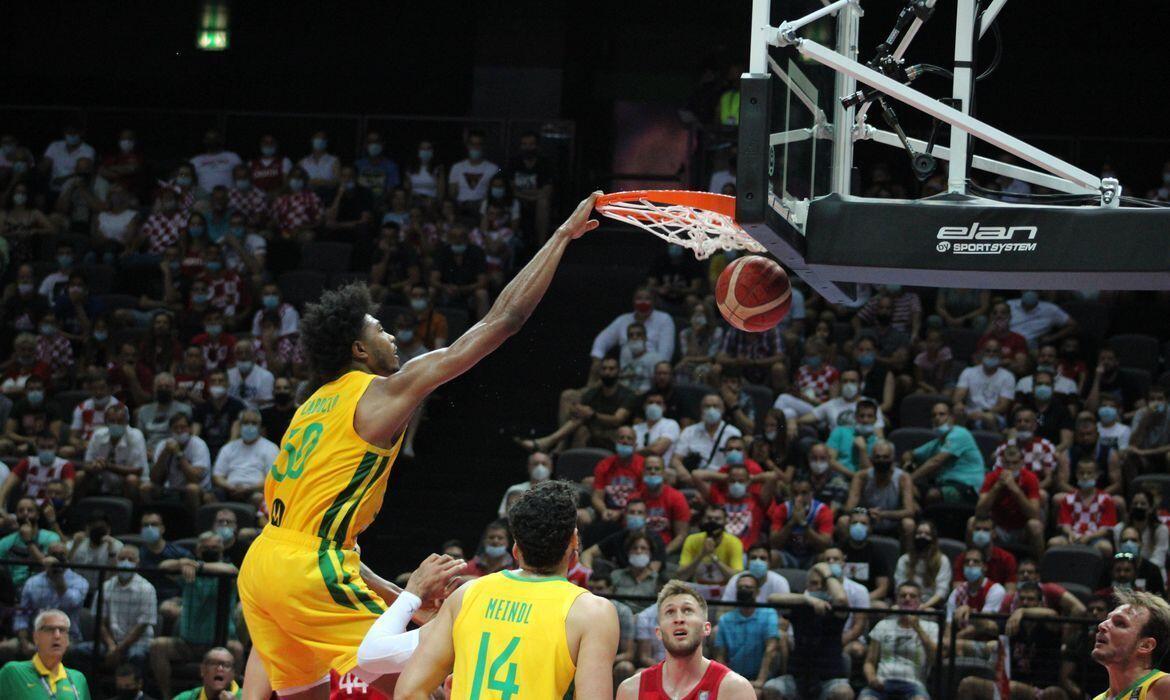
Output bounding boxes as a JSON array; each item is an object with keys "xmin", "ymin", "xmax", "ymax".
[
  {"xmin": 842, "ymin": 576, "xmax": 870, "ymax": 631},
  {"xmin": 448, "ymin": 159, "xmax": 500, "ymax": 203},
  {"xmin": 497, "ymin": 480, "xmax": 539, "ymax": 519},
  {"xmin": 69, "ymin": 535, "xmax": 123, "ymax": 593},
  {"xmin": 956, "ymin": 365, "xmax": 1016, "ymax": 411},
  {"xmin": 99, "ymin": 572, "xmax": 158, "ymax": 656},
  {"xmin": 634, "ymin": 417, "xmax": 681, "ymax": 469},
  {"xmin": 635, "ymin": 604, "xmax": 666, "ymax": 664},
  {"xmin": 96, "ymin": 209, "xmax": 138, "ymax": 244},
  {"xmin": 190, "ymin": 150, "xmax": 244, "ymax": 191},
  {"xmin": 252, "ymin": 303, "xmax": 301, "ymax": 338},
  {"xmin": 0, "ymin": 460, "xmax": 9, "ymax": 489},
  {"xmin": 590, "ymin": 311, "xmax": 677, "ymax": 362},
  {"xmin": 39, "ymin": 270, "xmax": 70, "ymax": 302},
  {"xmin": 43, "ymin": 139, "xmax": 96, "ymax": 185},
  {"xmin": 673, "ymin": 421, "xmax": 742, "ymax": 471},
  {"xmin": 228, "ymin": 364, "xmax": 275, "ymax": 409},
  {"xmin": 408, "ymin": 167, "xmax": 441, "ymax": 199},
  {"xmin": 1007, "ymin": 298, "xmax": 1070, "ymax": 347},
  {"xmin": 618, "ymin": 347, "xmax": 664, "ymax": 394},
  {"xmin": 811, "ymin": 397, "xmax": 887, "ymax": 432},
  {"xmin": 299, "ymin": 152, "xmax": 340, "ymax": 185},
  {"xmin": 720, "ymin": 570, "xmax": 790, "ymax": 604},
  {"xmin": 84, "ymin": 425, "xmax": 149, "ymax": 492},
  {"xmin": 71, "ymin": 397, "xmax": 123, "ymax": 441},
  {"xmin": 152, "ymin": 436, "xmax": 212, "ymax": 489},
  {"xmin": 213, "ymin": 435, "xmax": 280, "ymax": 489},
  {"xmin": 894, "ymin": 553, "xmax": 953, "ymax": 604},
  {"xmin": 1015, "ymin": 373, "xmax": 1078, "ymax": 397},
  {"xmin": 1097, "ymin": 421, "xmax": 1132, "ymax": 451}
]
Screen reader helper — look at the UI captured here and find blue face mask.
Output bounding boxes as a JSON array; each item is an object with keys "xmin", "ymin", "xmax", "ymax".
[
  {"xmin": 972, "ymin": 530, "xmax": 992, "ymax": 548},
  {"xmin": 230, "ymin": 226, "xmax": 247, "ymax": 238},
  {"xmin": 1078, "ymin": 478, "xmax": 1098, "ymax": 490},
  {"xmin": 964, "ymin": 566, "xmax": 984, "ymax": 583},
  {"xmin": 982, "ymin": 356, "xmax": 1000, "ymax": 369},
  {"xmin": 1021, "ymin": 291, "xmax": 1039, "ymax": 308},
  {"xmin": 450, "ymin": 243, "xmax": 468, "ymax": 255},
  {"xmin": 484, "ymin": 544, "xmax": 507, "ymax": 559},
  {"xmin": 468, "ymin": 148, "xmax": 483, "ymax": 160},
  {"xmin": 643, "ymin": 475, "xmax": 663, "ymax": 489},
  {"xmin": 1034, "ymin": 385, "xmax": 1054, "ymax": 402},
  {"xmin": 94, "ymin": 330, "xmax": 109, "ymax": 343},
  {"xmin": 57, "ymin": 254, "xmax": 73, "ymax": 269},
  {"xmin": 263, "ymin": 294, "xmax": 279, "ymax": 310},
  {"xmin": 26, "ymin": 390, "xmax": 44, "ymax": 405},
  {"xmin": 804, "ymin": 355, "xmax": 822, "ymax": 368},
  {"xmin": 728, "ymin": 482, "xmax": 748, "ymax": 499},
  {"xmin": 937, "ymin": 423, "xmax": 952, "ymax": 436},
  {"xmin": 38, "ymin": 450, "xmax": 56, "ymax": 465},
  {"xmin": 215, "ymin": 525, "xmax": 235, "ymax": 542},
  {"xmin": 241, "ymin": 424, "xmax": 260, "ymax": 442},
  {"xmin": 725, "ymin": 449, "xmax": 744, "ymax": 465},
  {"xmin": 1099, "ymin": 406, "xmax": 1118, "ymax": 424},
  {"xmin": 206, "ymin": 261, "xmax": 223, "ymax": 273},
  {"xmin": 703, "ymin": 406, "xmax": 722, "ymax": 425},
  {"xmin": 645, "ymin": 404, "xmax": 663, "ymax": 422},
  {"xmin": 1120, "ymin": 540, "xmax": 1141, "ymax": 556},
  {"xmin": 140, "ymin": 525, "xmax": 161, "ymax": 544},
  {"xmin": 748, "ymin": 559, "xmax": 769, "ymax": 580},
  {"xmin": 188, "ymin": 226, "xmax": 205, "ymax": 237},
  {"xmin": 849, "ymin": 522, "xmax": 868, "ymax": 542},
  {"xmin": 828, "ymin": 562, "xmax": 844, "ymax": 579},
  {"xmin": 858, "ymin": 351, "xmax": 876, "ymax": 368},
  {"xmin": 615, "ymin": 444, "xmax": 634, "ymax": 459},
  {"xmin": 312, "ymin": 138, "xmax": 328, "ymax": 151},
  {"xmin": 205, "ymin": 324, "xmax": 222, "ymax": 336},
  {"xmin": 108, "ymin": 424, "xmax": 126, "ymax": 441},
  {"xmin": 854, "ymin": 423, "xmax": 874, "ymax": 437},
  {"xmin": 807, "ymin": 590, "xmax": 832, "ymax": 601},
  {"xmin": 237, "ymin": 360, "xmax": 254, "ymax": 375},
  {"xmin": 490, "ymin": 186, "xmax": 506, "ymax": 199},
  {"xmin": 625, "ymin": 515, "xmax": 646, "ymax": 531}
]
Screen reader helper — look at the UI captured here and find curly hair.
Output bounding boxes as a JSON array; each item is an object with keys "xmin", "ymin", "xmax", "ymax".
[
  {"xmin": 299, "ymin": 282, "xmax": 376, "ymax": 386},
  {"xmin": 506, "ymin": 480, "xmax": 578, "ymax": 574}
]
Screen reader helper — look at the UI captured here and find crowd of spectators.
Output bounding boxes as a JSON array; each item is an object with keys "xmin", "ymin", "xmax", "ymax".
[{"xmin": 0, "ymin": 122, "xmax": 555, "ymax": 699}]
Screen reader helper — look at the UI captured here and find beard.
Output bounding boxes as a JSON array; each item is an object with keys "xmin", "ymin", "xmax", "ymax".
[{"xmin": 663, "ymin": 630, "xmax": 703, "ymax": 658}]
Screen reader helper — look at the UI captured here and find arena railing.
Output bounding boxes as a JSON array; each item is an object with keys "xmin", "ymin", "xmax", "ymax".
[{"xmin": 605, "ymin": 592, "xmax": 1106, "ymax": 699}]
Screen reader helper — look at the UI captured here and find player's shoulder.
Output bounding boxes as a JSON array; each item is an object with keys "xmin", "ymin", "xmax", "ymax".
[
  {"xmin": 615, "ymin": 669, "xmax": 645, "ymax": 699},
  {"xmin": 715, "ymin": 665, "xmax": 757, "ymax": 699},
  {"xmin": 1148, "ymin": 673, "xmax": 1170, "ymax": 700},
  {"xmin": 570, "ymin": 589, "xmax": 618, "ymax": 622}
]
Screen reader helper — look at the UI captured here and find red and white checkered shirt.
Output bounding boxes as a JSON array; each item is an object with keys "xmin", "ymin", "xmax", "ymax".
[
  {"xmin": 36, "ymin": 335, "xmax": 73, "ymax": 375},
  {"xmin": 1057, "ymin": 490, "xmax": 1117, "ymax": 536},
  {"xmin": 229, "ymin": 186, "xmax": 270, "ymax": 226},
  {"xmin": 11, "ymin": 457, "xmax": 76, "ymax": 502},
  {"xmin": 270, "ymin": 191, "xmax": 322, "ymax": 233},
  {"xmin": 992, "ymin": 437, "xmax": 1058, "ymax": 478},
  {"xmin": 201, "ymin": 271, "xmax": 251, "ymax": 318},
  {"xmin": 71, "ymin": 397, "xmax": 123, "ymax": 441},
  {"xmin": 796, "ymin": 364, "xmax": 840, "ymax": 403},
  {"xmin": 141, "ymin": 211, "xmax": 188, "ymax": 254}
]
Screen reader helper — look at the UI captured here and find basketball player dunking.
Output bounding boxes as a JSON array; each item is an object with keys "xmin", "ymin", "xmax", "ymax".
[
  {"xmin": 616, "ymin": 581, "xmax": 755, "ymax": 700},
  {"xmin": 1092, "ymin": 590, "xmax": 1170, "ymax": 700},
  {"xmin": 237, "ymin": 193, "xmax": 601, "ymax": 700}
]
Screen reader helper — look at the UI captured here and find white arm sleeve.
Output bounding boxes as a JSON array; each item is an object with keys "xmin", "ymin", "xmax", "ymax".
[{"xmin": 356, "ymin": 590, "xmax": 422, "ymax": 675}]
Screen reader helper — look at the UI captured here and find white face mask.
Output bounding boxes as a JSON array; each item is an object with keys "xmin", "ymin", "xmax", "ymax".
[
  {"xmin": 841, "ymin": 382, "xmax": 859, "ymax": 400},
  {"xmin": 627, "ymin": 553, "xmax": 651, "ymax": 569},
  {"xmin": 530, "ymin": 465, "xmax": 550, "ymax": 482},
  {"xmin": 810, "ymin": 459, "xmax": 830, "ymax": 474}
]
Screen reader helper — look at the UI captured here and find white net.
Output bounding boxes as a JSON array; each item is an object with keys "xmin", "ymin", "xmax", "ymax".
[{"xmin": 595, "ymin": 197, "xmax": 768, "ymax": 260}]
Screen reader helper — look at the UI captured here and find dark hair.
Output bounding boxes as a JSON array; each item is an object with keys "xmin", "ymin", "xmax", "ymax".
[
  {"xmin": 299, "ymin": 282, "xmax": 375, "ymax": 385},
  {"xmin": 441, "ymin": 539, "xmax": 464, "ymax": 552},
  {"xmin": 115, "ymin": 663, "xmax": 142, "ymax": 681},
  {"xmin": 506, "ymin": 481, "xmax": 578, "ymax": 574},
  {"xmin": 87, "ymin": 510, "xmax": 109, "ymax": 526},
  {"xmin": 856, "ymin": 398, "xmax": 878, "ymax": 414},
  {"xmin": 622, "ymin": 530, "xmax": 653, "ymax": 554}
]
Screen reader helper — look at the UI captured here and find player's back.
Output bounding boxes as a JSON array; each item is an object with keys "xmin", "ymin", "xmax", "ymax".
[
  {"xmin": 265, "ymin": 370, "xmax": 401, "ymax": 548},
  {"xmin": 451, "ymin": 570, "xmax": 585, "ymax": 699}
]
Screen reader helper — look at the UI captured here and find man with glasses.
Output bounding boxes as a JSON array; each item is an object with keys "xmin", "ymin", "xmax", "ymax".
[
  {"xmin": 0, "ymin": 608, "xmax": 91, "ymax": 699},
  {"xmin": 172, "ymin": 647, "xmax": 238, "ymax": 700}
]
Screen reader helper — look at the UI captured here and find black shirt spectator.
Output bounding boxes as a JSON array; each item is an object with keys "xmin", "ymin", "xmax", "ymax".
[
  {"xmin": 193, "ymin": 395, "xmax": 245, "ymax": 456},
  {"xmin": 261, "ymin": 403, "xmax": 295, "ymax": 444},
  {"xmin": 843, "ymin": 540, "xmax": 893, "ymax": 596},
  {"xmin": 786, "ymin": 604, "xmax": 848, "ymax": 692},
  {"xmin": 434, "ymin": 242, "xmax": 488, "ymax": 288},
  {"xmin": 1031, "ymin": 397, "xmax": 1073, "ymax": 446}
]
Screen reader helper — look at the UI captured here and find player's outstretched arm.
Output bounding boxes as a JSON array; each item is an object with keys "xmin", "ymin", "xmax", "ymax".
[
  {"xmin": 359, "ymin": 193, "xmax": 600, "ymax": 445},
  {"xmin": 393, "ymin": 581, "xmax": 468, "ymax": 700},
  {"xmin": 569, "ymin": 593, "xmax": 620, "ymax": 700}
]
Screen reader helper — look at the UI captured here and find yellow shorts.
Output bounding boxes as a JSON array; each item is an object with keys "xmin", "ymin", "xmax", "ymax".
[{"xmin": 238, "ymin": 525, "xmax": 387, "ymax": 690}]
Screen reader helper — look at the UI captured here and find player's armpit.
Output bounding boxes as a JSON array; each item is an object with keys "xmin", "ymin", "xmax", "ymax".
[
  {"xmin": 393, "ymin": 583, "xmax": 466, "ymax": 700},
  {"xmin": 569, "ymin": 594, "xmax": 619, "ymax": 700}
]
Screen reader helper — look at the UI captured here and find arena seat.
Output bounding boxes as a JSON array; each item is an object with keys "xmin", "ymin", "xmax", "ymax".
[
  {"xmin": 944, "ymin": 326, "xmax": 981, "ymax": 364},
  {"xmin": 741, "ymin": 383, "xmax": 775, "ymax": 423},
  {"xmin": 1130, "ymin": 474, "xmax": 1170, "ymax": 496},
  {"xmin": 83, "ymin": 264, "xmax": 116, "ymax": 294},
  {"xmin": 278, "ymin": 270, "xmax": 327, "ymax": 308},
  {"xmin": 555, "ymin": 447, "xmax": 613, "ymax": 483},
  {"xmin": 887, "ymin": 427, "xmax": 937, "ymax": 458},
  {"xmin": 970, "ymin": 430, "xmax": 1003, "ymax": 465},
  {"xmin": 149, "ymin": 501, "xmax": 198, "ymax": 539},
  {"xmin": 68, "ymin": 496, "xmax": 134, "ymax": 535},
  {"xmin": 867, "ymin": 535, "xmax": 903, "ymax": 577},
  {"xmin": 50, "ymin": 389, "xmax": 90, "ymax": 416},
  {"xmin": 1108, "ymin": 334, "xmax": 1162, "ymax": 374},
  {"xmin": 899, "ymin": 393, "xmax": 949, "ymax": 429},
  {"xmin": 95, "ymin": 293, "xmax": 140, "ymax": 311},
  {"xmin": 1040, "ymin": 545, "xmax": 1104, "ymax": 591},
  {"xmin": 301, "ymin": 241, "xmax": 353, "ymax": 273},
  {"xmin": 922, "ymin": 503, "xmax": 976, "ymax": 542},
  {"xmin": 1062, "ymin": 299, "xmax": 1111, "ymax": 344},
  {"xmin": 197, "ymin": 502, "xmax": 259, "ymax": 534},
  {"xmin": 673, "ymin": 382, "xmax": 712, "ymax": 422},
  {"xmin": 937, "ymin": 537, "xmax": 966, "ymax": 563},
  {"xmin": 171, "ymin": 537, "xmax": 199, "ymax": 552},
  {"xmin": 776, "ymin": 567, "xmax": 808, "ymax": 593},
  {"xmin": 329, "ymin": 271, "xmax": 369, "ymax": 289},
  {"xmin": 1119, "ymin": 368, "xmax": 1153, "ymax": 403}
]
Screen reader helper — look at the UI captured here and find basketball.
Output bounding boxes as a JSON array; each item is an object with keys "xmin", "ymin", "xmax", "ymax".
[{"xmin": 715, "ymin": 255, "xmax": 792, "ymax": 332}]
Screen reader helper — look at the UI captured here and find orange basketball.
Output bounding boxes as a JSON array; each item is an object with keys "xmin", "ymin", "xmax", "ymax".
[{"xmin": 715, "ymin": 255, "xmax": 792, "ymax": 332}]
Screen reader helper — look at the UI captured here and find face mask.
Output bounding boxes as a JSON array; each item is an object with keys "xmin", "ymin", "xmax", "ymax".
[
  {"xmin": 749, "ymin": 559, "xmax": 769, "ymax": 580},
  {"xmin": 1099, "ymin": 406, "xmax": 1118, "ymax": 424},
  {"xmin": 1153, "ymin": 402, "xmax": 1168, "ymax": 414},
  {"xmin": 691, "ymin": 314, "xmax": 707, "ymax": 327},
  {"xmin": 65, "ymin": 134, "xmax": 81, "ymax": 146},
  {"xmin": 628, "ymin": 340, "xmax": 646, "ymax": 355},
  {"xmin": 209, "ymin": 386, "xmax": 227, "ymax": 399},
  {"xmin": 200, "ymin": 549, "xmax": 223, "ymax": 563},
  {"xmin": 702, "ymin": 406, "xmax": 722, "ymax": 425},
  {"xmin": 484, "ymin": 544, "xmax": 507, "ymax": 559},
  {"xmin": 57, "ymin": 254, "xmax": 73, "ymax": 269},
  {"xmin": 490, "ymin": 186, "xmax": 506, "ymax": 199},
  {"xmin": 872, "ymin": 458, "xmax": 893, "ymax": 471},
  {"xmin": 256, "ymin": 144, "xmax": 276, "ymax": 158},
  {"xmin": 206, "ymin": 261, "xmax": 223, "ymax": 273},
  {"xmin": 725, "ymin": 449, "xmax": 744, "ymax": 465},
  {"xmin": 1021, "ymin": 291, "xmax": 1039, "ymax": 308},
  {"xmin": 175, "ymin": 432, "xmax": 192, "ymax": 446},
  {"xmin": 810, "ymin": 459, "xmax": 829, "ymax": 474},
  {"xmin": 116, "ymin": 559, "xmax": 136, "ymax": 582},
  {"xmin": 27, "ymin": 390, "xmax": 44, "ymax": 405},
  {"xmin": 407, "ymin": 296, "xmax": 429, "ymax": 313},
  {"xmin": 982, "ymin": 356, "xmax": 1000, "ymax": 369},
  {"xmin": 234, "ymin": 178, "xmax": 251, "ymax": 190},
  {"xmin": 913, "ymin": 536, "xmax": 932, "ymax": 552},
  {"xmin": 108, "ymin": 424, "xmax": 126, "ymax": 441},
  {"xmin": 1133, "ymin": 507, "xmax": 1149, "ymax": 521},
  {"xmin": 728, "ymin": 482, "xmax": 748, "ymax": 499},
  {"xmin": 418, "ymin": 148, "xmax": 433, "ymax": 162},
  {"xmin": 858, "ymin": 351, "xmax": 876, "ymax": 368},
  {"xmin": 241, "ymin": 424, "xmax": 260, "ymax": 442},
  {"xmin": 396, "ymin": 329, "xmax": 414, "ymax": 343},
  {"xmin": 176, "ymin": 175, "xmax": 193, "ymax": 188},
  {"xmin": 634, "ymin": 300, "xmax": 653, "ymax": 315},
  {"xmin": 530, "ymin": 464, "xmax": 550, "ymax": 482},
  {"xmin": 643, "ymin": 475, "xmax": 663, "ymax": 489},
  {"xmin": 1034, "ymin": 385, "xmax": 1054, "ymax": 402},
  {"xmin": 1079, "ymin": 478, "xmax": 1097, "ymax": 490},
  {"xmin": 188, "ymin": 225, "xmax": 205, "ymax": 237},
  {"xmin": 205, "ymin": 323, "xmax": 222, "ymax": 336},
  {"xmin": 615, "ymin": 444, "xmax": 634, "ymax": 459},
  {"xmin": 367, "ymin": 143, "xmax": 383, "ymax": 157},
  {"xmin": 1015, "ymin": 430, "xmax": 1033, "ymax": 441},
  {"xmin": 937, "ymin": 423, "xmax": 952, "ymax": 436},
  {"xmin": 94, "ymin": 330, "xmax": 109, "ymax": 343},
  {"xmin": 628, "ymin": 552, "xmax": 651, "ymax": 569},
  {"xmin": 12, "ymin": 192, "xmax": 28, "ymax": 206},
  {"xmin": 645, "ymin": 404, "xmax": 663, "ymax": 422},
  {"xmin": 600, "ymin": 375, "xmax": 618, "ymax": 388},
  {"xmin": 736, "ymin": 588, "xmax": 756, "ymax": 605},
  {"xmin": 215, "ymin": 525, "xmax": 235, "ymax": 542},
  {"xmin": 828, "ymin": 562, "xmax": 844, "ymax": 579},
  {"xmin": 1116, "ymin": 582, "xmax": 1134, "ymax": 592},
  {"xmin": 702, "ymin": 521, "xmax": 723, "ymax": 537},
  {"xmin": 468, "ymin": 148, "xmax": 483, "ymax": 160},
  {"xmin": 807, "ymin": 590, "xmax": 832, "ymax": 601},
  {"xmin": 804, "ymin": 355, "xmax": 822, "ymax": 368},
  {"xmin": 854, "ymin": 423, "xmax": 874, "ymax": 437},
  {"xmin": 764, "ymin": 429, "xmax": 777, "ymax": 441},
  {"xmin": 141, "ymin": 525, "xmax": 161, "ymax": 543},
  {"xmin": 1120, "ymin": 540, "xmax": 1141, "ymax": 556},
  {"xmin": 38, "ymin": 450, "xmax": 56, "ymax": 466},
  {"xmin": 237, "ymin": 360, "xmax": 254, "ymax": 375},
  {"xmin": 262, "ymin": 294, "xmax": 279, "ymax": 309},
  {"xmin": 18, "ymin": 282, "xmax": 33, "ymax": 295},
  {"xmin": 288, "ymin": 178, "xmax": 305, "ymax": 191},
  {"xmin": 450, "ymin": 243, "xmax": 468, "ymax": 255},
  {"xmin": 964, "ymin": 566, "xmax": 984, "ymax": 583},
  {"xmin": 841, "ymin": 382, "xmax": 859, "ymax": 400},
  {"xmin": 849, "ymin": 523, "xmax": 868, "ymax": 541},
  {"xmin": 972, "ymin": 530, "xmax": 992, "ymax": 548}
]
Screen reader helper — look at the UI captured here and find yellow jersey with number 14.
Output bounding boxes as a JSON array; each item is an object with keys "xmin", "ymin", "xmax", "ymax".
[
  {"xmin": 451, "ymin": 570, "xmax": 585, "ymax": 700},
  {"xmin": 265, "ymin": 370, "xmax": 401, "ymax": 549}
]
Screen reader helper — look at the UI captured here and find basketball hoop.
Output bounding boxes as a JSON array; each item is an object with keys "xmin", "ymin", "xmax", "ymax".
[{"xmin": 595, "ymin": 190, "xmax": 768, "ymax": 260}]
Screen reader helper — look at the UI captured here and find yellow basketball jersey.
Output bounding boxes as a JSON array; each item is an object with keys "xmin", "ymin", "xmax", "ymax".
[
  {"xmin": 264, "ymin": 370, "xmax": 401, "ymax": 549},
  {"xmin": 1094, "ymin": 670, "xmax": 1167, "ymax": 700},
  {"xmin": 451, "ymin": 570, "xmax": 585, "ymax": 700}
]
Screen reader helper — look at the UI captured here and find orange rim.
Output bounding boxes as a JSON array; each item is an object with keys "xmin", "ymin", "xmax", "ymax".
[{"xmin": 595, "ymin": 190, "xmax": 737, "ymax": 219}]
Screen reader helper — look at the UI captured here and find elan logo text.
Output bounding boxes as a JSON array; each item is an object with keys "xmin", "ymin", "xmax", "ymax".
[{"xmin": 936, "ymin": 223, "xmax": 1038, "ymax": 241}]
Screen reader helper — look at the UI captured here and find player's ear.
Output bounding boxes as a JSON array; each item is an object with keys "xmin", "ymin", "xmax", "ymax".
[
  {"xmin": 1139, "ymin": 636, "xmax": 1158, "ymax": 656},
  {"xmin": 351, "ymin": 338, "xmax": 367, "ymax": 362}
]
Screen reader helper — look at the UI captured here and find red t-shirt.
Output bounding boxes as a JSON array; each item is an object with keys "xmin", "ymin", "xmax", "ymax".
[
  {"xmin": 12, "ymin": 458, "xmax": 76, "ymax": 501},
  {"xmin": 330, "ymin": 671, "xmax": 388, "ymax": 700},
  {"xmin": 639, "ymin": 485, "xmax": 692, "ymax": 545},
  {"xmin": 593, "ymin": 454, "xmax": 644, "ymax": 509},
  {"xmin": 708, "ymin": 489, "xmax": 768, "ymax": 549},
  {"xmin": 979, "ymin": 468, "xmax": 1041, "ymax": 530},
  {"xmin": 953, "ymin": 546, "xmax": 1018, "ymax": 586},
  {"xmin": 767, "ymin": 499, "xmax": 834, "ymax": 558},
  {"xmin": 1057, "ymin": 491, "xmax": 1118, "ymax": 537},
  {"xmin": 977, "ymin": 330, "xmax": 1029, "ymax": 360}
]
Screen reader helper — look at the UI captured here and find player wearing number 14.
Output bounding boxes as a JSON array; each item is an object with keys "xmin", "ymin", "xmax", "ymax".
[{"xmin": 395, "ymin": 481, "xmax": 620, "ymax": 699}]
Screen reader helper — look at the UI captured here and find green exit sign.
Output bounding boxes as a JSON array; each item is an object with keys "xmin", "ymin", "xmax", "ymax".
[
  {"xmin": 197, "ymin": 1, "xmax": 230, "ymax": 51},
  {"xmin": 197, "ymin": 30, "xmax": 229, "ymax": 51}
]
